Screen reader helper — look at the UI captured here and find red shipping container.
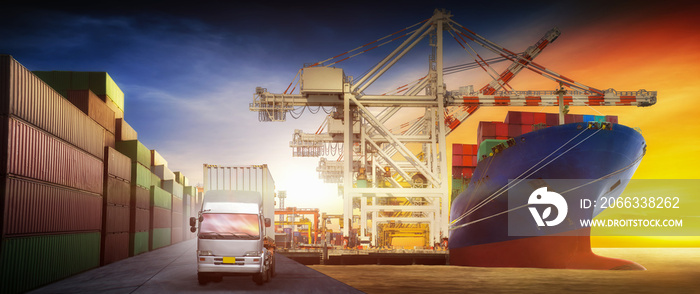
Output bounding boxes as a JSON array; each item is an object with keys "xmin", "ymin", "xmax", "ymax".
[
  {"xmin": 66, "ymin": 89, "xmax": 116, "ymax": 134},
  {"xmin": 172, "ymin": 212, "xmax": 183, "ymax": 229},
  {"xmin": 105, "ymin": 176, "xmax": 130, "ymax": 207},
  {"xmin": 1, "ymin": 56, "xmax": 105, "ymax": 159},
  {"xmin": 131, "ymin": 207, "xmax": 150, "ymax": 233},
  {"xmin": 2, "ymin": 176, "xmax": 102, "ymax": 236},
  {"xmin": 521, "ymin": 125, "xmax": 532, "ymax": 134},
  {"xmin": 472, "ymin": 145, "xmax": 478, "ymax": 156},
  {"xmin": 105, "ymin": 147, "xmax": 131, "ymax": 181},
  {"xmin": 521, "ymin": 112, "xmax": 534, "ymax": 125},
  {"xmin": 452, "ymin": 144, "xmax": 463, "ymax": 155},
  {"xmin": 151, "ymin": 206, "xmax": 171, "ymax": 229},
  {"xmin": 172, "ymin": 196, "xmax": 183, "ymax": 214},
  {"xmin": 462, "ymin": 167, "xmax": 475, "ymax": 179},
  {"xmin": 452, "ymin": 167, "xmax": 462, "ymax": 178},
  {"xmin": 546, "ymin": 113, "xmax": 559, "ymax": 126},
  {"xmin": 171, "ymin": 225, "xmax": 183, "ymax": 244},
  {"xmin": 116, "ymin": 118, "xmax": 137, "ymax": 141},
  {"xmin": 6, "ymin": 116, "xmax": 104, "ymax": 194},
  {"xmin": 508, "ymin": 124, "xmax": 522, "ymax": 137},
  {"xmin": 496, "ymin": 136, "xmax": 509, "ymax": 140},
  {"xmin": 105, "ymin": 130, "xmax": 115, "ymax": 149},
  {"xmin": 104, "ymin": 204, "xmax": 130, "ymax": 234},
  {"xmin": 574, "ymin": 115, "xmax": 584, "ymax": 123},
  {"xmin": 606, "ymin": 115, "xmax": 619, "ymax": 124},
  {"xmin": 452, "ymin": 154, "xmax": 463, "ymax": 166},
  {"xmin": 463, "ymin": 144, "xmax": 476, "ymax": 156},
  {"xmin": 504, "ymin": 111, "xmax": 521, "ymax": 124},
  {"xmin": 480, "ymin": 122, "xmax": 497, "ymax": 137},
  {"xmin": 131, "ymin": 185, "xmax": 150, "ymax": 210},
  {"xmin": 533, "ymin": 113, "xmax": 546, "ymax": 124},
  {"xmin": 495, "ymin": 122, "xmax": 508, "ymax": 137},
  {"xmin": 102, "ymin": 232, "xmax": 129, "ymax": 266},
  {"xmin": 461, "ymin": 155, "xmax": 475, "ymax": 167},
  {"xmin": 472, "ymin": 156, "xmax": 478, "ymax": 167}
]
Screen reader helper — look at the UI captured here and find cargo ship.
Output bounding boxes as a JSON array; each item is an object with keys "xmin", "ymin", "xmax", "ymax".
[{"xmin": 449, "ymin": 111, "xmax": 646, "ymax": 270}]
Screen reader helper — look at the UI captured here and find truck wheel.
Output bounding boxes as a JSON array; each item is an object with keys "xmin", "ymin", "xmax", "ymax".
[{"xmin": 197, "ymin": 273, "xmax": 209, "ymax": 286}]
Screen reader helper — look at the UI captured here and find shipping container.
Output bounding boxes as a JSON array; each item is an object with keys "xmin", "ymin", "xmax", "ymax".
[
  {"xmin": 495, "ymin": 122, "xmax": 508, "ymax": 137},
  {"xmin": 606, "ymin": 115, "xmax": 619, "ymax": 124},
  {"xmin": 546, "ymin": 113, "xmax": 559, "ymax": 126},
  {"xmin": 131, "ymin": 185, "xmax": 150, "ymax": 210},
  {"xmin": 130, "ymin": 162, "xmax": 151, "ymax": 189},
  {"xmin": 184, "ymin": 186, "xmax": 196, "ymax": 198},
  {"xmin": 162, "ymin": 179, "xmax": 183, "ymax": 198},
  {"xmin": 151, "ymin": 171, "xmax": 162, "ymax": 188},
  {"xmin": 116, "ymin": 140, "xmax": 150, "ymax": 166},
  {"xmin": 104, "ymin": 146, "xmax": 131, "ymax": 181},
  {"xmin": 103, "ymin": 203, "xmax": 130, "ymax": 233},
  {"xmin": 533, "ymin": 112, "xmax": 547, "ymax": 125},
  {"xmin": 504, "ymin": 111, "xmax": 521, "ymax": 124},
  {"xmin": 130, "ymin": 231, "xmax": 149, "ymax": 256},
  {"xmin": 2, "ymin": 176, "xmax": 102, "ymax": 236},
  {"xmin": 0, "ymin": 232, "xmax": 100, "ymax": 294},
  {"xmin": 104, "ymin": 176, "xmax": 130, "ymax": 207},
  {"xmin": 100, "ymin": 94, "xmax": 124, "ymax": 119},
  {"xmin": 151, "ymin": 206, "xmax": 172, "ymax": 229},
  {"xmin": 452, "ymin": 154, "xmax": 463, "ymax": 166},
  {"xmin": 452, "ymin": 144, "xmax": 463, "ymax": 155},
  {"xmin": 104, "ymin": 130, "xmax": 115, "ymax": 149},
  {"xmin": 174, "ymin": 171, "xmax": 188, "ymax": 186},
  {"xmin": 521, "ymin": 112, "xmax": 534, "ymax": 125},
  {"xmin": 31, "ymin": 70, "xmax": 124, "ymax": 111},
  {"xmin": 150, "ymin": 150, "xmax": 168, "ymax": 167},
  {"xmin": 171, "ymin": 223, "xmax": 183, "ymax": 244},
  {"xmin": 115, "ymin": 118, "xmax": 137, "ymax": 141},
  {"xmin": 151, "ymin": 228, "xmax": 171, "ymax": 250},
  {"xmin": 150, "ymin": 185, "xmax": 172, "ymax": 209},
  {"xmin": 1, "ymin": 56, "xmax": 105, "ymax": 159},
  {"xmin": 5, "ymin": 116, "xmax": 103, "ymax": 194},
  {"xmin": 131, "ymin": 207, "xmax": 150, "ymax": 232},
  {"xmin": 102, "ymin": 232, "xmax": 129, "ymax": 266},
  {"xmin": 508, "ymin": 124, "xmax": 521, "ymax": 137},
  {"xmin": 172, "ymin": 196, "xmax": 183, "ymax": 214},
  {"xmin": 152, "ymin": 164, "xmax": 175, "ymax": 181},
  {"xmin": 65, "ymin": 89, "xmax": 116, "ymax": 133}
]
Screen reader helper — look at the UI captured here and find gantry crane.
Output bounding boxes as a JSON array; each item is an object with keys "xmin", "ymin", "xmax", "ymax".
[{"xmin": 250, "ymin": 9, "xmax": 656, "ymax": 247}]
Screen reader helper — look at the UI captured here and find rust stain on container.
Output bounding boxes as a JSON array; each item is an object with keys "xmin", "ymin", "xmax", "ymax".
[
  {"xmin": 2, "ymin": 176, "xmax": 102, "ymax": 236},
  {"xmin": 103, "ymin": 203, "xmax": 130, "ymax": 234},
  {"xmin": 151, "ymin": 206, "xmax": 171, "ymax": 229},
  {"xmin": 0, "ymin": 55, "xmax": 105, "ymax": 159},
  {"xmin": 105, "ymin": 147, "xmax": 131, "ymax": 182},
  {"xmin": 6, "ymin": 116, "xmax": 104, "ymax": 194},
  {"xmin": 65, "ymin": 89, "xmax": 115, "ymax": 134},
  {"xmin": 130, "ymin": 207, "xmax": 150, "ymax": 233},
  {"xmin": 115, "ymin": 118, "xmax": 137, "ymax": 141},
  {"xmin": 131, "ymin": 185, "xmax": 150, "ymax": 210}
]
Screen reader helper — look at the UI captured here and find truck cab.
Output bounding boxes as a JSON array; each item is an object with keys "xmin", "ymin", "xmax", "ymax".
[{"xmin": 191, "ymin": 190, "xmax": 275, "ymax": 285}]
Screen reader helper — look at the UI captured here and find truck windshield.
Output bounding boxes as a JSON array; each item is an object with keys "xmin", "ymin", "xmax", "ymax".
[{"xmin": 199, "ymin": 213, "xmax": 260, "ymax": 240}]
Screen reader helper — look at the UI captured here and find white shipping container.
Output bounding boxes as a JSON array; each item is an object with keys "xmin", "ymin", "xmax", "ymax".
[
  {"xmin": 162, "ymin": 179, "xmax": 183, "ymax": 199},
  {"xmin": 202, "ymin": 164, "xmax": 275, "ymax": 240},
  {"xmin": 151, "ymin": 164, "xmax": 174, "ymax": 181}
]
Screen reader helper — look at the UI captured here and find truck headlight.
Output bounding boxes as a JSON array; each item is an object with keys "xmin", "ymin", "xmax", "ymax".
[
  {"xmin": 244, "ymin": 251, "xmax": 262, "ymax": 257},
  {"xmin": 198, "ymin": 250, "xmax": 214, "ymax": 256}
]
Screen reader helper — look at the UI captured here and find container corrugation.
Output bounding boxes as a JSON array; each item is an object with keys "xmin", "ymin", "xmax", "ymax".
[
  {"xmin": 104, "ymin": 147, "xmax": 131, "ymax": 181},
  {"xmin": 2, "ymin": 176, "xmax": 102, "ymax": 236},
  {"xmin": 452, "ymin": 144, "xmax": 463, "ymax": 155},
  {"xmin": 151, "ymin": 172, "xmax": 162, "ymax": 189},
  {"xmin": 130, "ymin": 162, "xmax": 151, "ymax": 189},
  {"xmin": 100, "ymin": 94, "xmax": 124, "ymax": 119},
  {"xmin": 171, "ymin": 224, "xmax": 183, "ymax": 244},
  {"xmin": 152, "ymin": 164, "xmax": 175, "ymax": 181},
  {"xmin": 65, "ymin": 89, "xmax": 115, "ymax": 133},
  {"xmin": 131, "ymin": 207, "xmax": 150, "ymax": 232},
  {"xmin": 115, "ymin": 118, "xmax": 137, "ymax": 141},
  {"xmin": 0, "ymin": 232, "xmax": 100, "ymax": 294},
  {"xmin": 103, "ymin": 203, "xmax": 130, "ymax": 233},
  {"xmin": 151, "ymin": 228, "xmax": 171, "ymax": 250},
  {"xmin": 102, "ymin": 232, "xmax": 129, "ymax": 266},
  {"xmin": 172, "ymin": 196, "xmax": 183, "ymax": 214},
  {"xmin": 32, "ymin": 71, "xmax": 125, "ymax": 111},
  {"xmin": 130, "ymin": 231, "xmax": 149, "ymax": 256},
  {"xmin": 162, "ymin": 179, "xmax": 183, "ymax": 198},
  {"xmin": 1, "ymin": 56, "xmax": 104, "ymax": 159},
  {"xmin": 151, "ymin": 206, "xmax": 172, "ymax": 229},
  {"xmin": 131, "ymin": 185, "xmax": 150, "ymax": 210},
  {"xmin": 150, "ymin": 150, "xmax": 168, "ymax": 167},
  {"xmin": 116, "ymin": 140, "xmax": 150, "ymax": 166},
  {"xmin": 5, "ymin": 116, "xmax": 104, "ymax": 194},
  {"xmin": 104, "ymin": 176, "xmax": 130, "ymax": 207},
  {"xmin": 150, "ymin": 185, "xmax": 172, "ymax": 209},
  {"xmin": 104, "ymin": 130, "xmax": 115, "ymax": 149}
]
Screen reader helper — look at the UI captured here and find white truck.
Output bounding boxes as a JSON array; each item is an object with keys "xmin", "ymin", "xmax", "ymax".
[{"xmin": 191, "ymin": 164, "xmax": 276, "ymax": 285}]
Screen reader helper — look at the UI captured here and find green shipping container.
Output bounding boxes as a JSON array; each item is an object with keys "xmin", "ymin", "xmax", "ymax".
[
  {"xmin": 1, "ymin": 232, "xmax": 100, "ymax": 294},
  {"xmin": 116, "ymin": 140, "xmax": 150, "ymax": 166},
  {"xmin": 151, "ymin": 185, "xmax": 172, "ymax": 209},
  {"xmin": 151, "ymin": 172, "xmax": 162, "ymax": 188},
  {"xmin": 130, "ymin": 231, "xmax": 149, "ymax": 256},
  {"xmin": 477, "ymin": 139, "xmax": 509, "ymax": 162},
  {"xmin": 32, "ymin": 71, "xmax": 125, "ymax": 111},
  {"xmin": 184, "ymin": 185, "xmax": 195, "ymax": 197},
  {"xmin": 151, "ymin": 228, "xmax": 171, "ymax": 250},
  {"xmin": 131, "ymin": 162, "xmax": 152, "ymax": 189}
]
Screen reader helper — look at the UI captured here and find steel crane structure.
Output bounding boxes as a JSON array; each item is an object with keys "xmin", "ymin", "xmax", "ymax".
[{"xmin": 250, "ymin": 9, "xmax": 656, "ymax": 247}]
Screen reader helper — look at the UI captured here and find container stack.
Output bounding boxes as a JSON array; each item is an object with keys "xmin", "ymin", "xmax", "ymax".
[
  {"xmin": 102, "ymin": 147, "xmax": 132, "ymax": 265},
  {"xmin": 452, "ymin": 144, "xmax": 478, "ymax": 179},
  {"xmin": 115, "ymin": 140, "xmax": 153, "ymax": 256},
  {"xmin": 1, "ymin": 55, "xmax": 103, "ymax": 293},
  {"xmin": 163, "ymin": 179, "xmax": 183, "ymax": 243},
  {"xmin": 150, "ymin": 185, "xmax": 172, "ymax": 250},
  {"xmin": 183, "ymin": 184, "xmax": 196, "ymax": 240}
]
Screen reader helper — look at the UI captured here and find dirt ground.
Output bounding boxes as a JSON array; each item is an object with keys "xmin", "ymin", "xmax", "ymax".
[{"xmin": 309, "ymin": 248, "xmax": 700, "ymax": 293}]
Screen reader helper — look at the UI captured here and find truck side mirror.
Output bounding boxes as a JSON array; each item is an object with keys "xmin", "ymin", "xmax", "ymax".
[
  {"xmin": 189, "ymin": 217, "xmax": 197, "ymax": 227},
  {"xmin": 264, "ymin": 218, "xmax": 271, "ymax": 228}
]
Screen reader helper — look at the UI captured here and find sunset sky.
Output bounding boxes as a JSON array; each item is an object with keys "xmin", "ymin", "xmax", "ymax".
[{"xmin": 2, "ymin": 0, "xmax": 699, "ymax": 238}]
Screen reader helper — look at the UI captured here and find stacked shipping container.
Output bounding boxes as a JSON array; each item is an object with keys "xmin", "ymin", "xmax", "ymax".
[
  {"xmin": 452, "ymin": 143, "xmax": 478, "ymax": 179},
  {"xmin": 102, "ymin": 147, "xmax": 132, "ymax": 265}
]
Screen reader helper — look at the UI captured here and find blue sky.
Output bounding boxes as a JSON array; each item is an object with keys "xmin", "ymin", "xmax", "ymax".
[{"xmin": 1, "ymin": 1, "xmax": 685, "ymax": 213}]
